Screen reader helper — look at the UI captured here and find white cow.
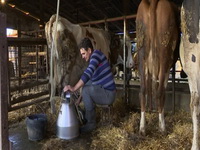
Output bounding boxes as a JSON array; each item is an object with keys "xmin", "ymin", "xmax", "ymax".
[
  {"xmin": 45, "ymin": 15, "xmax": 134, "ymax": 113},
  {"xmin": 180, "ymin": 0, "xmax": 200, "ymax": 149},
  {"xmin": 45, "ymin": 15, "xmax": 112, "ymax": 113},
  {"xmin": 45, "ymin": 14, "xmax": 111, "ymax": 59},
  {"xmin": 111, "ymin": 38, "xmax": 134, "ymax": 78}
]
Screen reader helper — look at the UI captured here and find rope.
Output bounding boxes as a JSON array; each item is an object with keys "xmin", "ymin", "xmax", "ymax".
[
  {"xmin": 50, "ymin": 0, "xmax": 60, "ymax": 114},
  {"xmin": 52, "ymin": 0, "xmax": 60, "ymax": 59}
]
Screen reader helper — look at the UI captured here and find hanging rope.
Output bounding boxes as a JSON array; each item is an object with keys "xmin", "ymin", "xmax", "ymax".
[
  {"xmin": 52, "ymin": 0, "xmax": 60, "ymax": 59},
  {"xmin": 50, "ymin": 0, "xmax": 60, "ymax": 114}
]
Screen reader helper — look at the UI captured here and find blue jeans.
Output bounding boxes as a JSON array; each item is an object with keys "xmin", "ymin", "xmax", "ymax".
[{"xmin": 82, "ymin": 80, "xmax": 116, "ymax": 124}]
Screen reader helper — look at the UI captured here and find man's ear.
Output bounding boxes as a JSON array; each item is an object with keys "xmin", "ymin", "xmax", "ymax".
[{"xmin": 88, "ymin": 48, "xmax": 92, "ymax": 53}]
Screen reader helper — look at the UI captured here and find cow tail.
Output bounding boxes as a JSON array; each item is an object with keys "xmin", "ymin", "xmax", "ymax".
[
  {"xmin": 149, "ymin": 0, "xmax": 159, "ymax": 68},
  {"xmin": 149, "ymin": 0, "xmax": 159, "ymax": 110},
  {"xmin": 45, "ymin": 22, "xmax": 50, "ymax": 50},
  {"xmin": 48, "ymin": 15, "xmax": 57, "ymax": 114}
]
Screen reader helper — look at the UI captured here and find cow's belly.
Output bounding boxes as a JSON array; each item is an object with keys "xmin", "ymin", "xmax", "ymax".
[{"xmin": 180, "ymin": 34, "xmax": 200, "ymax": 93}]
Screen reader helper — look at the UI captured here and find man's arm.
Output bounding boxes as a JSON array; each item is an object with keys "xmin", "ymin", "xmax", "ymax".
[
  {"xmin": 73, "ymin": 79, "xmax": 84, "ymax": 91},
  {"xmin": 63, "ymin": 79, "xmax": 84, "ymax": 92}
]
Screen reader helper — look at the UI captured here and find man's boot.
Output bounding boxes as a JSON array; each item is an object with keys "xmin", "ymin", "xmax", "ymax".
[{"xmin": 80, "ymin": 109, "xmax": 96, "ymax": 133}]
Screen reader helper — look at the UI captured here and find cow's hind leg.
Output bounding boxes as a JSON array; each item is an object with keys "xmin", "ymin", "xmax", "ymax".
[
  {"xmin": 191, "ymin": 92, "xmax": 200, "ymax": 150},
  {"xmin": 139, "ymin": 90, "xmax": 146, "ymax": 136},
  {"xmin": 139, "ymin": 72, "xmax": 149, "ymax": 136},
  {"xmin": 139, "ymin": 79, "xmax": 146, "ymax": 135},
  {"xmin": 157, "ymin": 73, "xmax": 167, "ymax": 134},
  {"xmin": 158, "ymin": 92, "xmax": 166, "ymax": 134}
]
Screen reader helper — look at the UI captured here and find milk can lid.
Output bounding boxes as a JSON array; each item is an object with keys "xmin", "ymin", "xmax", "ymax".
[{"xmin": 65, "ymin": 92, "xmax": 70, "ymax": 98}]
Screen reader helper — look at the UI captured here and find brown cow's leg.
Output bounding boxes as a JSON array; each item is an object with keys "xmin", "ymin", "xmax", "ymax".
[
  {"xmin": 139, "ymin": 92, "xmax": 146, "ymax": 136},
  {"xmin": 139, "ymin": 74, "xmax": 147, "ymax": 136},
  {"xmin": 157, "ymin": 72, "xmax": 167, "ymax": 134}
]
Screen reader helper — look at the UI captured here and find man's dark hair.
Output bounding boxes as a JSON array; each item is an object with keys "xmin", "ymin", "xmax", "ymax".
[{"xmin": 78, "ymin": 37, "xmax": 94, "ymax": 51}]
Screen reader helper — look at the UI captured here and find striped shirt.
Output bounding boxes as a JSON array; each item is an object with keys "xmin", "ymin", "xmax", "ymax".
[{"xmin": 81, "ymin": 50, "xmax": 116, "ymax": 91}]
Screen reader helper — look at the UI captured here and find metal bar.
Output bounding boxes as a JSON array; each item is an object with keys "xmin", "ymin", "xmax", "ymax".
[
  {"xmin": 123, "ymin": 17, "xmax": 127, "ymax": 103},
  {"xmin": 80, "ymin": 14, "xmax": 136, "ymax": 26}
]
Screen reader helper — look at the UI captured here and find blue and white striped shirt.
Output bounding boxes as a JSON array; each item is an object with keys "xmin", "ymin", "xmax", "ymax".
[{"xmin": 81, "ymin": 50, "xmax": 116, "ymax": 91}]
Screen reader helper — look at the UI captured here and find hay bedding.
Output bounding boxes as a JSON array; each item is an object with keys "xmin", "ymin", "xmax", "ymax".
[{"xmin": 9, "ymin": 97, "xmax": 195, "ymax": 150}]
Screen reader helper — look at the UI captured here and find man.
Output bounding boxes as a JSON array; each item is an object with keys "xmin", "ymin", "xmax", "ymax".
[{"xmin": 63, "ymin": 37, "xmax": 116, "ymax": 133}]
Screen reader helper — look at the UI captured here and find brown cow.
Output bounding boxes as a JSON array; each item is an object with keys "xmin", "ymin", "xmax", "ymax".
[
  {"xmin": 180, "ymin": 0, "xmax": 200, "ymax": 149},
  {"xmin": 136, "ymin": 0, "xmax": 179, "ymax": 135}
]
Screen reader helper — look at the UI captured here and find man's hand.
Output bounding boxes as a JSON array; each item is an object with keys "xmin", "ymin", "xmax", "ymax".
[
  {"xmin": 63, "ymin": 85, "xmax": 74, "ymax": 92},
  {"xmin": 63, "ymin": 79, "xmax": 84, "ymax": 93}
]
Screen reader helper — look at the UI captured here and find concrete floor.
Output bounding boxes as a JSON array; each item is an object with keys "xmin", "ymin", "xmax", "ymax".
[{"xmin": 9, "ymin": 121, "xmax": 42, "ymax": 150}]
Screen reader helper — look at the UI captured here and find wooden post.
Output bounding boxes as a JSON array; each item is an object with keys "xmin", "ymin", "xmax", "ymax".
[
  {"xmin": 36, "ymin": 45, "xmax": 39, "ymax": 82},
  {"xmin": 17, "ymin": 20, "xmax": 22, "ymax": 89},
  {"xmin": 0, "ymin": 12, "xmax": 9, "ymax": 150},
  {"xmin": 39, "ymin": 0, "xmax": 45, "ymax": 28}
]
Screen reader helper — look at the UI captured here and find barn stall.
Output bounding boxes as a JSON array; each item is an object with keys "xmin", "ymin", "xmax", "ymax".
[{"xmin": 0, "ymin": 0, "xmax": 196, "ymax": 150}]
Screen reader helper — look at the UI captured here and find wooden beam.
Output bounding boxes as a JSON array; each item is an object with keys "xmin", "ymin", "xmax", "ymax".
[
  {"xmin": 23, "ymin": 51, "xmax": 46, "ymax": 56},
  {"xmin": 9, "ymin": 96, "xmax": 49, "ymax": 112},
  {"xmin": 10, "ymin": 79, "xmax": 49, "ymax": 92},
  {"xmin": 11, "ymin": 90, "xmax": 49, "ymax": 105},
  {"xmin": 0, "ymin": 12, "xmax": 9, "ymax": 150},
  {"xmin": 7, "ymin": 37, "xmax": 47, "ymax": 46}
]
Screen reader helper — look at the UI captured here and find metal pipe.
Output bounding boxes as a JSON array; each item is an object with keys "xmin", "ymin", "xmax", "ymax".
[
  {"xmin": 123, "ymin": 17, "xmax": 127, "ymax": 103},
  {"xmin": 172, "ymin": 64, "xmax": 176, "ymax": 114},
  {"xmin": 80, "ymin": 14, "xmax": 136, "ymax": 26}
]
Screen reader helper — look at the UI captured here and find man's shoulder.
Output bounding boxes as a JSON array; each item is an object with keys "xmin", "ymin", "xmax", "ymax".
[
  {"xmin": 93, "ymin": 49, "xmax": 106, "ymax": 56},
  {"xmin": 94, "ymin": 49, "xmax": 101, "ymax": 53}
]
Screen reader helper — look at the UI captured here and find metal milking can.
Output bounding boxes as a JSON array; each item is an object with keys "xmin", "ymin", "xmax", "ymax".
[{"xmin": 56, "ymin": 92, "xmax": 79, "ymax": 139}]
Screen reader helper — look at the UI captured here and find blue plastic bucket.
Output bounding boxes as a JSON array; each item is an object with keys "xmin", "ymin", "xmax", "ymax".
[{"xmin": 26, "ymin": 114, "xmax": 47, "ymax": 141}]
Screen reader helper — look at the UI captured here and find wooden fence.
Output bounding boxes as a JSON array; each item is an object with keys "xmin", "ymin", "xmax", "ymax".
[{"xmin": 7, "ymin": 29, "xmax": 50, "ymax": 112}]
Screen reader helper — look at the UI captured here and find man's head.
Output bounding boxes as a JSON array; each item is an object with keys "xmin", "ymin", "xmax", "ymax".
[{"xmin": 79, "ymin": 38, "xmax": 94, "ymax": 62}]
